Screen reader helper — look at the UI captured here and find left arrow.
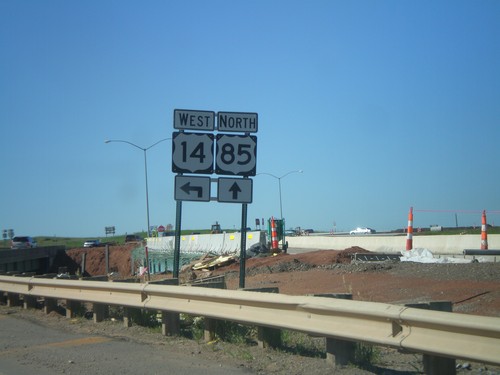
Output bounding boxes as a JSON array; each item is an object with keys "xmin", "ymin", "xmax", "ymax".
[
  {"xmin": 175, "ymin": 176, "xmax": 211, "ymax": 202},
  {"xmin": 229, "ymin": 182, "xmax": 241, "ymax": 199},
  {"xmin": 181, "ymin": 182, "xmax": 203, "ymax": 197}
]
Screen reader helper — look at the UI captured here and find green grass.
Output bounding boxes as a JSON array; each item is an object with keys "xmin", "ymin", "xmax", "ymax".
[{"xmin": 413, "ymin": 226, "xmax": 500, "ymax": 236}]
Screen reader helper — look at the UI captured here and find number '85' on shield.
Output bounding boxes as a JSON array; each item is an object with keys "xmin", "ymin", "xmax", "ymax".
[
  {"xmin": 215, "ymin": 134, "xmax": 257, "ymax": 176},
  {"xmin": 172, "ymin": 132, "xmax": 214, "ymax": 174}
]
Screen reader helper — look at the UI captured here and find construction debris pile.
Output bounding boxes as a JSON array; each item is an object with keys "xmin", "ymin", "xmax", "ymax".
[{"xmin": 179, "ymin": 253, "xmax": 239, "ymax": 284}]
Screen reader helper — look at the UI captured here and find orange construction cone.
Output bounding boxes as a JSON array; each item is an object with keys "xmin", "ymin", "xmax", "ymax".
[
  {"xmin": 271, "ymin": 217, "xmax": 279, "ymax": 251},
  {"xmin": 406, "ymin": 207, "xmax": 413, "ymax": 251},
  {"xmin": 481, "ymin": 210, "xmax": 488, "ymax": 250}
]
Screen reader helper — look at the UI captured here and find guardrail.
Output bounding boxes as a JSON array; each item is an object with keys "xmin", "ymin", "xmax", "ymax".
[
  {"xmin": 1, "ymin": 275, "xmax": 499, "ymax": 368},
  {"xmin": 464, "ymin": 249, "xmax": 500, "ymax": 256}
]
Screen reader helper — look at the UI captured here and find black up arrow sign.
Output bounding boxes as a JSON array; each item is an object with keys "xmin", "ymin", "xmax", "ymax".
[
  {"xmin": 229, "ymin": 182, "xmax": 242, "ymax": 199},
  {"xmin": 181, "ymin": 182, "xmax": 203, "ymax": 197},
  {"xmin": 217, "ymin": 177, "xmax": 252, "ymax": 203}
]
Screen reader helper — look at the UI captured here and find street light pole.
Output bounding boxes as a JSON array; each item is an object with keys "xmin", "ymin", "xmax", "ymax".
[
  {"xmin": 105, "ymin": 138, "xmax": 171, "ymax": 237},
  {"xmin": 259, "ymin": 170, "xmax": 303, "ymax": 221}
]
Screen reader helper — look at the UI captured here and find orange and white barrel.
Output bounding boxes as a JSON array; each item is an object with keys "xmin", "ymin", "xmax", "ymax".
[
  {"xmin": 406, "ymin": 207, "xmax": 413, "ymax": 251},
  {"xmin": 481, "ymin": 210, "xmax": 488, "ymax": 250},
  {"xmin": 271, "ymin": 217, "xmax": 279, "ymax": 251}
]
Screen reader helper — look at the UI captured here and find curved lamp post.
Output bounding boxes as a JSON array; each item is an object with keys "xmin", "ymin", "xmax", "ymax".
[
  {"xmin": 105, "ymin": 138, "xmax": 171, "ymax": 237},
  {"xmin": 258, "ymin": 170, "xmax": 303, "ymax": 221}
]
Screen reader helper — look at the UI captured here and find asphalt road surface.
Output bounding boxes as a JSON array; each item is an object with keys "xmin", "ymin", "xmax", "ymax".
[{"xmin": 0, "ymin": 313, "xmax": 251, "ymax": 375}]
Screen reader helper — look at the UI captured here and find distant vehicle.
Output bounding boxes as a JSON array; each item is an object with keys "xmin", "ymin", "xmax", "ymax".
[
  {"xmin": 284, "ymin": 230, "xmax": 297, "ymax": 237},
  {"xmin": 303, "ymin": 229, "xmax": 314, "ymax": 234},
  {"xmin": 350, "ymin": 227, "xmax": 375, "ymax": 235},
  {"xmin": 125, "ymin": 234, "xmax": 142, "ymax": 243},
  {"xmin": 11, "ymin": 236, "xmax": 37, "ymax": 249},
  {"xmin": 83, "ymin": 239, "xmax": 100, "ymax": 248}
]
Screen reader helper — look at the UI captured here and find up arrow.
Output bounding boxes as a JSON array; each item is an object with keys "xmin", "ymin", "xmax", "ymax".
[
  {"xmin": 229, "ymin": 182, "xmax": 242, "ymax": 199},
  {"xmin": 181, "ymin": 182, "xmax": 203, "ymax": 197}
]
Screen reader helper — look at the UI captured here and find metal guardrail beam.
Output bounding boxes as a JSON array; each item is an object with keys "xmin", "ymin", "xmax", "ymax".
[
  {"xmin": 0, "ymin": 275, "xmax": 499, "ymax": 366},
  {"xmin": 463, "ymin": 249, "xmax": 500, "ymax": 256}
]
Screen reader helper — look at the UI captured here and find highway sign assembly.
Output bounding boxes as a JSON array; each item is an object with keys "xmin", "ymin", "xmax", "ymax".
[
  {"xmin": 172, "ymin": 108, "xmax": 258, "ymax": 288},
  {"xmin": 171, "ymin": 132, "xmax": 214, "ymax": 174},
  {"xmin": 217, "ymin": 178, "xmax": 253, "ymax": 203},
  {"xmin": 174, "ymin": 175, "xmax": 211, "ymax": 202}
]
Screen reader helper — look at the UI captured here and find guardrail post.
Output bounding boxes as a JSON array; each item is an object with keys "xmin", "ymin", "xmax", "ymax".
[
  {"xmin": 93, "ymin": 303, "xmax": 107, "ymax": 323},
  {"xmin": 161, "ymin": 310, "xmax": 180, "ymax": 336},
  {"xmin": 187, "ymin": 276, "xmax": 228, "ymax": 341},
  {"xmin": 111, "ymin": 279, "xmax": 145, "ymax": 328},
  {"xmin": 23, "ymin": 295, "xmax": 37, "ymax": 309},
  {"xmin": 148, "ymin": 278, "xmax": 180, "ymax": 336},
  {"xmin": 244, "ymin": 287, "xmax": 281, "ymax": 349},
  {"xmin": 44, "ymin": 298, "xmax": 57, "ymax": 314},
  {"xmin": 204, "ymin": 317, "xmax": 217, "ymax": 342},
  {"xmin": 6, "ymin": 293, "xmax": 21, "ymax": 307},
  {"xmin": 123, "ymin": 307, "xmax": 134, "ymax": 327},
  {"xmin": 406, "ymin": 301, "xmax": 455, "ymax": 375},
  {"xmin": 314, "ymin": 293, "xmax": 356, "ymax": 368},
  {"xmin": 65, "ymin": 300, "xmax": 81, "ymax": 318}
]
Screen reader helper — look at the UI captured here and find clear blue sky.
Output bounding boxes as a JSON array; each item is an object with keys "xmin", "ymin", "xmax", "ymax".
[{"xmin": 1, "ymin": 0, "xmax": 499, "ymax": 238}]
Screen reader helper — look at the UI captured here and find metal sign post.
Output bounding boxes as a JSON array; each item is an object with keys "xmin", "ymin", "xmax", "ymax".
[
  {"xmin": 239, "ymin": 203, "xmax": 248, "ymax": 289},
  {"xmin": 173, "ymin": 200, "xmax": 182, "ymax": 279}
]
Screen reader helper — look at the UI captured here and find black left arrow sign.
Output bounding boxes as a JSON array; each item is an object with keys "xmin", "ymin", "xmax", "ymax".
[
  {"xmin": 181, "ymin": 182, "xmax": 203, "ymax": 197},
  {"xmin": 229, "ymin": 182, "xmax": 241, "ymax": 199}
]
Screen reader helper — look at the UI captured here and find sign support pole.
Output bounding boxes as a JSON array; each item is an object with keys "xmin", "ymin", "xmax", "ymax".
[
  {"xmin": 173, "ymin": 200, "xmax": 182, "ymax": 279},
  {"xmin": 239, "ymin": 203, "xmax": 248, "ymax": 289}
]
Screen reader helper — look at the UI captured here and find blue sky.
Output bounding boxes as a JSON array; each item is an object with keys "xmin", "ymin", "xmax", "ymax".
[{"xmin": 1, "ymin": 0, "xmax": 499, "ymax": 238}]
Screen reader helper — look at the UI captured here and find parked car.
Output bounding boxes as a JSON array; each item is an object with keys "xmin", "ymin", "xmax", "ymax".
[
  {"xmin": 125, "ymin": 234, "xmax": 142, "ymax": 243},
  {"xmin": 83, "ymin": 239, "xmax": 101, "ymax": 248},
  {"xmin": 11, "ymin": 236, "xmax": 37, "ymax": 249},
  {"xmin": 349, "ymin": 227, "xmax": 375, "ymax": 235}
]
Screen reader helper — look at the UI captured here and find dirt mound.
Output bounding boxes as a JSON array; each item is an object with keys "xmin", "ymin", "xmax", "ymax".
[
  {"xmin": 252, "ymin": 246, "xmax": 369, "ymax": 266},
  {"xmin": 63, "ymin": 244, "xmax": 137, "ymax": 277}
]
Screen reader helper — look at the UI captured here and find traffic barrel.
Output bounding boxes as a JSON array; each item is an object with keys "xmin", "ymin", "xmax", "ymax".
[
  {"xmin": 271, "ymin": 217, "xmax": 279, "ymax": 251},
  {"xmin": 406, "ymin": 207, "xmax": 413, "ymax": 251},
  {"xmin": 481, "ymin": 210, "xmax": 488, "ymax": 250}
]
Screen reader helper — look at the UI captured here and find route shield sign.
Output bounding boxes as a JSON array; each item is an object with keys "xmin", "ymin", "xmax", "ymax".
[
  {"xmin": 175, "ymin": 175, "xmax": 211, "ymax": 202},
  {"xmin": 217, "ymin": 178, "xmax": 252, "ymax": 203},
  {"xmin": 215, "ymin": 134, "xmax": 257, "ymax": 176},
  {"xmin": 172, "ymin": 132, "xmax": 214, "ymax": 174}
]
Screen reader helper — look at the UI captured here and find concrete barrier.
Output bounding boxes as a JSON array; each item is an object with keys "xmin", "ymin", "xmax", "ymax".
[
  {"xmin": 146, "ymin": 231, "xmax": 266, "ymax": 254},
  {"xmin": 287, "ymin": 234, "xmax": 500, "ymax": 256},
  {"xmin": 146, "ymin": 232, "xmax": 500, "ymax": 257}
]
